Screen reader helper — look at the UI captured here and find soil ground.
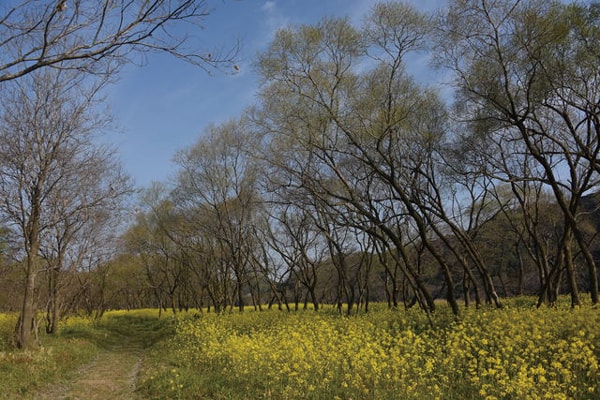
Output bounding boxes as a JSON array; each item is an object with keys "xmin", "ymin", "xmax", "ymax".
[{"xmin": 25, "ymin": 316, "xmax": 165, "ymax": 400}]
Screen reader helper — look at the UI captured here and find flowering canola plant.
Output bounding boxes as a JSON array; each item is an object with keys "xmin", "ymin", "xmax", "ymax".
[{"xmin": 165, "ymin": 303, "xmax": 600, "ymax": 399}]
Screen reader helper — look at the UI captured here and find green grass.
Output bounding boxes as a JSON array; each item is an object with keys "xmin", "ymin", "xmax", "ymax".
[
  {"xmin": 0, "ymin": 326, "xmax": 100, "ymax": 397},
  {"xmin": 0, "ymin": 309, "xmax": 176, "ymax": 399}
]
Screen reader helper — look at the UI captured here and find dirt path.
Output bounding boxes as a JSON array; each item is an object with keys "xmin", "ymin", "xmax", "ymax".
[
  {"xmin": 32, "ymin": 346, "xmax": 144, "ymax": 400},
  {"xmin": 26, "ymin": 315, "xmax": 170, "ymax": 400}
]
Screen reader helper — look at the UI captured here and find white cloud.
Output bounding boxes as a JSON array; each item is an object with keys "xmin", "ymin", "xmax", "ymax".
[
  {"xmin": 254, "ymin": 0, "xmax": 290, "ymax": 50},
  {"xmin": 261, "ymin": 1, "xmax": 276, "ymax": 12}
]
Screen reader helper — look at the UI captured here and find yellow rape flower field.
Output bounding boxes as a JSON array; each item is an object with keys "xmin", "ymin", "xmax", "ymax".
[
  {"xmin": 1, "ymin": 301, "xmax": 599, "ymax": 399},
  {"xmin": 138, "ymin": 300, "xmax": 600, "ymax": 400}
]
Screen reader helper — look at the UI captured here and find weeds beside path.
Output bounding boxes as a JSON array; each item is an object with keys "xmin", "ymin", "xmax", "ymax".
[{"xmin": 26, "ymin": 312, "xmax": 174, "ymax": 400}]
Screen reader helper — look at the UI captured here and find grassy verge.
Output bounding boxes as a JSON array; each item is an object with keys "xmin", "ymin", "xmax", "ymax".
[
  {"xmin": 0, "ymin": 309, "xmax": 176, "ymax": 399},
  {"xmin": 0, "ymin": 314, "xmax": 99, "ymax": 398}
]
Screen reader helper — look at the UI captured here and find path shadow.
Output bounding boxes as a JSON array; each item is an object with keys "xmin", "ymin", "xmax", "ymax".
[{"xmin": 60, "ymin": 313, "xmax": 175, "ymax": 352}]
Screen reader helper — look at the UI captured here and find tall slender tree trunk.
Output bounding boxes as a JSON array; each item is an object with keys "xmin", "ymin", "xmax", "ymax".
[
  {"xmin": 441, "ymin": 263, "xmax": 459, "ymax": 316},
  {"xmin": 17, "ymin": 194, "xmax": 42, "ymax": 349},
  {"xmin": 236, "ymin": 279, "xmax": 245, "ymax": 313},
  {"xmin": 571, "ymin": 226, "xmax": 599, "ymax": 305},
  {"xmin": 563, "ymin": 228, "xmax": 580, "ymax": 307},
  {"xmin": 46, "ymin": 267, "xmax": 58, "ymax": 334},
  {"xmin": 463, "ymin": 270, "xmax": 471, "ymax": 308},
  {"xmin": 17, "ymin": 253, "xmax": 39, "ymax": 348}
]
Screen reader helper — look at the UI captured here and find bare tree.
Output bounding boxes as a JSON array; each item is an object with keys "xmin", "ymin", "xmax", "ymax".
[
  {"xmin": 41, "ymin": 179, "xmax": 130, "ymax": 332},
  {"xmin": 0, "ymin": 68, "xmax": 131, "ymax": 348},
  {"xmin": 265, "ymin": 204, "xmax": 326, "ymax": 311},
  {"xmin": 0, "ymin": 0, "xmax": 238, "ymax": 83},
  {"xmin": 434, "ymin": 0, "xmax": 600, "ymax": 306},
  {"xmin": 255, "ymin": 4, "xmax": 470, "ymax": 315},
  {"xmin": 173, "ymin": 118, "xmax": 262, "ymax": 312},
  {"xmin": 126, "ymin": 189, "xmax": 188, "ymax": 316}
]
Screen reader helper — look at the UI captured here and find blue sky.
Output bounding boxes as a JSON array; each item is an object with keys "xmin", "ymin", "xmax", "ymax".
[{"xmin": 107, "ymin": 0, "xmax": 447, "ymax": 188}]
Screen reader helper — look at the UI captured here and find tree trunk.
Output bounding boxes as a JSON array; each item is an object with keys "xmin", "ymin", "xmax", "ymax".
[
  {"xmin": 439, "ymin": 261, "xmax": 458, "ymax": 316},
  {"xmin": 236, "ymin": 278, "xmax": 244, "ymax": 313},
  {"xmin": 463, "ymin": 270, "xmax": 471, "ymax": 308},
  {"xmin": 17, "ymin": 255, "xmax": 39, "ymax": 348},
  {"xmin": 46, "ymin": 266, "xmax": 60, "ymax": 334},
  {"xmin": 563, "ymin": 233, "xmax": 580, "ymax": 308}
]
